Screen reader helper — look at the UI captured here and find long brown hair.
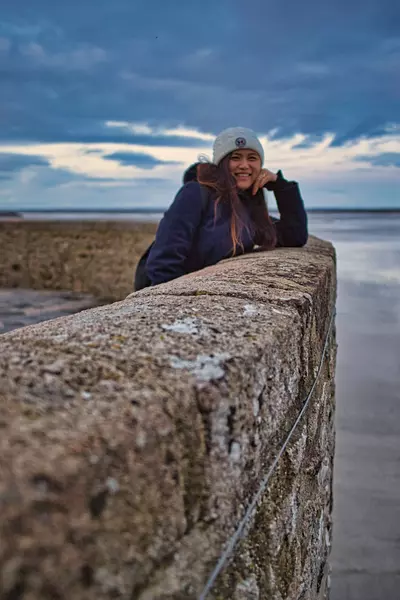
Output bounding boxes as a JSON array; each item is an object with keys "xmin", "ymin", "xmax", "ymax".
[{"xmin": 197, "ymin": 155, "xmax": 277, "ymax": 255}]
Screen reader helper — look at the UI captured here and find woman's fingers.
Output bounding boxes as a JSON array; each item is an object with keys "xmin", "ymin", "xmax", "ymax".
[
  {"xmin": 253, "ymin": 169, "xmax": 277, "ymax": 194},
  {"xmin": 251, "ymin": 170, "xmax": 277, "ymax": 194},
  {"xmin": 253, "ymin": 171, "xmax": 267, "ymax": 195},
  {"xmin": 252, "ymin": 174, "xmax": 263, "ymax": 195}
]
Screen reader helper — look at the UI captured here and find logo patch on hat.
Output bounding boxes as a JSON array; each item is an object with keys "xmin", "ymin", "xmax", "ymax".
[{"xmin": 235, "ymin": 137, "xmax": 246, "ymax": 148}]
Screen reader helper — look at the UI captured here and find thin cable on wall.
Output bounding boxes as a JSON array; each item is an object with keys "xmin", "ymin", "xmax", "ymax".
[{"xmin": 198, "ymin": 308, "xmax": 336, "ymax": 600}]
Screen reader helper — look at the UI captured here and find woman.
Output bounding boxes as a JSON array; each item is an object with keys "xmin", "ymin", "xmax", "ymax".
[{"xmin": 136, "ymin": 127, "xmax": 308, "ymax": 289}]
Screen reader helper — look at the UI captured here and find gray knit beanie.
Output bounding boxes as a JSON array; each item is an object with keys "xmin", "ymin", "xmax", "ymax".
[{"xmin": 212, "ymin": 127, "xmax": 264, "ymax": 165}]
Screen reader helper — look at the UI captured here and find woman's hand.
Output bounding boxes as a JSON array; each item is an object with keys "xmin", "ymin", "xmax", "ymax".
[{"xmin": 252, "ymin": 168, "xmax": 278, "ymax": 195}]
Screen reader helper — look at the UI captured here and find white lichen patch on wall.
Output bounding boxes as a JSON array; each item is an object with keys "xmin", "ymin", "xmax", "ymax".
[{"xmin": 169, "ymin": 353, "xmax": 231, "ymax": 382}]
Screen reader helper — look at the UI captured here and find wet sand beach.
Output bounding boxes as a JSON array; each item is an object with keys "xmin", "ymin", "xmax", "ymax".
[
  {"xmin": 309, "ymin": 213, "xmax": 400, "ymax": 600},
  {"xmin": 0, "ymin": 289, "xmax": 105, "ymax": 334}
]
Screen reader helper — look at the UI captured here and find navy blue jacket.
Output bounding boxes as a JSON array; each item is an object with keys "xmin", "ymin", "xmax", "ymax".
[{"xmin": 146, "ymin": 171, "xmax": 308, "ymax": 286}]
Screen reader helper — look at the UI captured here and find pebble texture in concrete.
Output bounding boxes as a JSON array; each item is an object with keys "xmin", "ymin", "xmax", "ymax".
[{"xmin": 0, "ymin": 237, "xmax": 336, "ymax": 599}]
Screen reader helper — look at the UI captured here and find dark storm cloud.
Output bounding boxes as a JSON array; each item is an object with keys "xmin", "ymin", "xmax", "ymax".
[
  {"xmin": 358, "ymin": 153, "xmax": 400, "ymax": 167},
  {"xmin": 0, "ymin": 152, "xmax": 49, "ymax": 178},
  {"xmin": 0, "ymin": 0, "xmax": 399, "ymax": 146},
  {"xmin": 103, "ymin": 152, "xmax": 181, "ymax": 168},
  {"xmin": 0, "ymin": 122, "xmax": 211, "ymax": 146},
  {"xmin": 292, "ymin": 134, "xmax": 328, "ymax": 149},
  {"xmin": 33, "ymin": 168, "xmax": 171, "ymax": 187},
  {"xmin": 329, "ymin": 118, "xmax": 394, "ymax": 147}
]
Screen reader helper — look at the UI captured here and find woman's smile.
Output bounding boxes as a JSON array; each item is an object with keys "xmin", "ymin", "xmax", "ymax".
[{"xmin": 229, "ymin": 149, "xmax": 262, "ymax": 190}]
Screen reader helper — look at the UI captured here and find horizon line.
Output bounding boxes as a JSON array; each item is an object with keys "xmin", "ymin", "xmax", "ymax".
[{"xmin": 1, "ymin": 207, "xmax": 400, "ymax": 214}]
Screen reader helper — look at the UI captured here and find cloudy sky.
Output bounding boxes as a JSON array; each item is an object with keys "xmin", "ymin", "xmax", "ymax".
[{"xmin": 0, "ymin": 0, "xmax": 399, "ymax": 210}]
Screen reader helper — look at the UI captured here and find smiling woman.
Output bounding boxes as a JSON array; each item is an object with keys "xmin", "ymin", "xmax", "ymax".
[{"xmin": 135, "ymin": 127, "xmax": 308, "ymax": 290}]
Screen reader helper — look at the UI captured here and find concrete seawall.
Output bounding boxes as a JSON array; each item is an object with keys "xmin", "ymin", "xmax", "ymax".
[
  {"xmin": 0, "ymin": 220, "xmax": 157, "ymax": 301},
  {"xmin": 0, "ymin": 234, "xmax": 336, "ymax": 599}
]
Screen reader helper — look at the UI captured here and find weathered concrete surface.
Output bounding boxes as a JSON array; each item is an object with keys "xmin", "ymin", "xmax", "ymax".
[
  {"xmin": 0, "ymin": 220, "xmax": 157, "ymax": 301},
  {"xmin": 0, "ymin": 237, "xmax": 336, "ymax": 599},
  {"xmin": 0, "ymin": 289, "xmax": 105, "ymax": 334}
]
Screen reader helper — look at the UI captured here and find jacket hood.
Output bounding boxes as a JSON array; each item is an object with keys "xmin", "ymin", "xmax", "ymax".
[{"xmin": 182, "ymin": 163, "xmax": 200, "ymax": 184}]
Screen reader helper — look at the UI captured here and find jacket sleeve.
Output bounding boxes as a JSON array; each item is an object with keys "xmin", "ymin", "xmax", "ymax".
[
  {"xmin": 146, "ymin": 182, "xmax": 204, "ymax": 285},
  {"xmin": 266, "ymin": 170, "xmax": 308, "ymax": 247}
]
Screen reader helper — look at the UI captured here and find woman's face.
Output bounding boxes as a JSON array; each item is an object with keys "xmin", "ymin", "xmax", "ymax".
[{"xmin": 228, "ymin": 149, "xmax": 262, "ymax": 191}]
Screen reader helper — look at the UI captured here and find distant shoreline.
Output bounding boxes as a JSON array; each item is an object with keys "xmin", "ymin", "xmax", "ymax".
[
  {"xmin": 0, "ymin": 211, "xmax": 23, "ymax": 218},
  {"xmin": 1, "ymin": 208, "xmax": 400, "ymax": 216}
]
